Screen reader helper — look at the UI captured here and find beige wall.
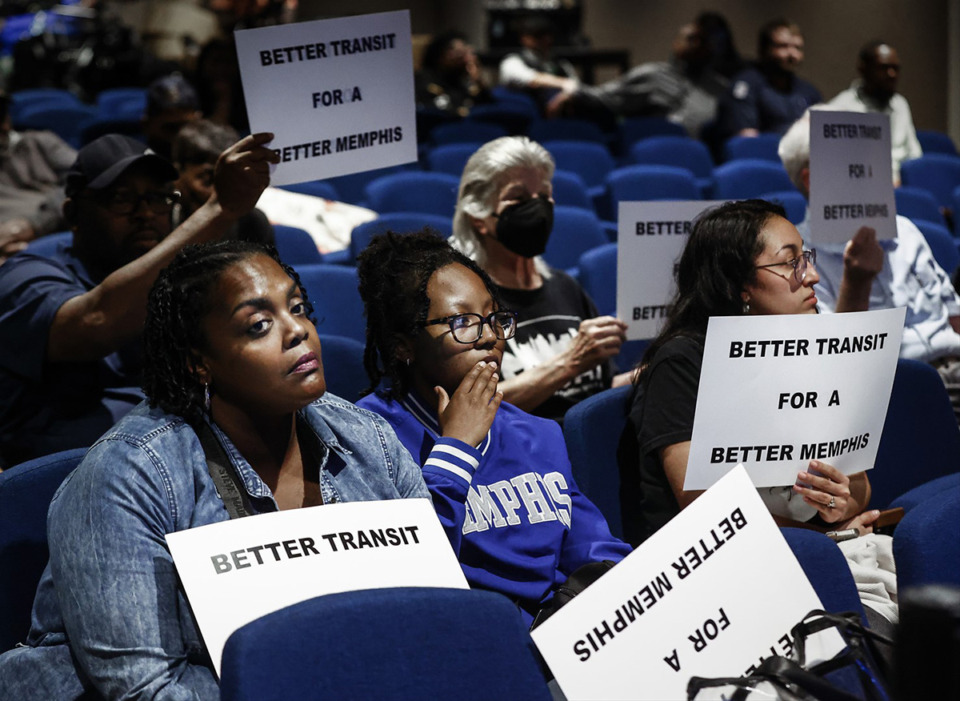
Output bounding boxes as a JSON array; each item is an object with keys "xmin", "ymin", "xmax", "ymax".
[{"xmin": 299, "ymin": 0, "xmax": 953, "ymax": 132}]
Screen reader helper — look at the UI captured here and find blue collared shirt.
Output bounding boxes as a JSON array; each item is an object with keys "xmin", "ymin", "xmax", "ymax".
[
  {"xmin": 0, "ymin": 395, "xmax": 432, "ymax": 700},
  {"xmin": 0, "ymin": 244, "xmax": 144, "ymax": 467},
  {"xmin": 798, "ymin": 212, "xmax": 960, "ymax": 362}
]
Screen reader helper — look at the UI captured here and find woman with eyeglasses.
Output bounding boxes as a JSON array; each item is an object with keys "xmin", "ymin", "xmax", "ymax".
[
  {"xmin": 450, "ymin": 136, "xmax": 631, "ymax": 423},
  {"xmin": 622, "ymin": 199, "xmax": 885, "ymax": 548},
  {"xmin": 0, "ymin": 239, "xmax": 491, "ymax": 699},
  {"xmin": 357, "ymin": 231, "xmax": 631, "ymax": 624}
]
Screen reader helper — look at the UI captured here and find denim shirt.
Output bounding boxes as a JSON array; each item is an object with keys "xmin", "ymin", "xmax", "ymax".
[{"xmin": 0, "ymin": 394, "xmax": 431, "ymax": 700}]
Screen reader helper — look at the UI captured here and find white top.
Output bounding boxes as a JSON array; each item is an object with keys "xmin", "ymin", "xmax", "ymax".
[
  {"xmin": 827, "ymin": 81, "xmax": 923, "ymax": 182},
  {"xmin": 498, "ymin": 50, "xmax": 579, "ymax": 89},
  {"xmin": 799, "ymin": 212, "xmax": 960, "ymax": 362}
]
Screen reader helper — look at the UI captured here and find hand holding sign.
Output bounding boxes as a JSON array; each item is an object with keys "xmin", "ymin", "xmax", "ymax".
[
  {"xmin": 567, "ymin": 316, "xmax": 628, "ymax": 373},
  {"xmin": 213, "ymin": 132, "xmax": 281, "ymax": 217}
]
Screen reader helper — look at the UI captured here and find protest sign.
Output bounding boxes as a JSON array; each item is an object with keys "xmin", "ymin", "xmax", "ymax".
[
  {"xmin": 234, "ymin": 10, "xmax": 417, "ymax": 185},
  {"xmin": 531, "ymin": 466, "xmax": 843, "ymax": 700},
  {"xmin": 685, "ymin": 308, "xmax": 904, "ymax": 490},
  {"xmin": 166, "ymin": 498, "xmax": 467, "ymax": 675},
  {"xmin": 809, "ymin": 110, "xmax": 896, "ymax": 244},
  {"xmin": 617, "ymin": 201, "xmax": 725, "ymax": 340}
]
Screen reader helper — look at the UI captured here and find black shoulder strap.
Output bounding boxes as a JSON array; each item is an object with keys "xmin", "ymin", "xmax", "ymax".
[{"xmin": 197, "ymin": 422, "xmax": 254, "ymax": 519}]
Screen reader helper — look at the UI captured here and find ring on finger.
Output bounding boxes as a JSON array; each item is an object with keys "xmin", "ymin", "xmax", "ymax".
[{"xmin": 828, "ymin": 496, "xmax": 836, "ymax": 509}]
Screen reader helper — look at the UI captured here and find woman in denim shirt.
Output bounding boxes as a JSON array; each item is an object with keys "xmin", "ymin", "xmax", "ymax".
[{"xmin": 0, "ymin": 241, "xmax": 497, "ymax": 700}]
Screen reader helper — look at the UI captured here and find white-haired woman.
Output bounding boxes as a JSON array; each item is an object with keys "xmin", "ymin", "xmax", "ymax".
[{"xmin": 450, "ymin": 136, "xmax": 632, "ymax": 421}]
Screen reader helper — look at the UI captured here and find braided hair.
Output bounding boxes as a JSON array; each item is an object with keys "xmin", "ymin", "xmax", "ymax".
[
  {"xmin": 356, "ymin": 229, "xmax": 500, "ymax": 399},
  {"xmin": 142, "ymin": 239, "xmax": 312, "ymax": 425}
]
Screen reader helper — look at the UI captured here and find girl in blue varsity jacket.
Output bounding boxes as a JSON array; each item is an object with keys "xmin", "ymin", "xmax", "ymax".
[{"xmin": 356, "ymin": 231, "xmax": 631, "ymax": 622}]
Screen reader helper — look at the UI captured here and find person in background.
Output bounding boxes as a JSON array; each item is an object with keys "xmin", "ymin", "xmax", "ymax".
[
  {"xmin": 450, "ymin": 136, "xmax": 630, "ymax": 422},
  {"xmin": 357, "ymin": 231, "xmax": 631, "ymax": 624},
  {"xmin": 0, "ymin": 239, "xmax": 468, "ymax": 698},
  {"xmin": 0, "ymin": 92, "xmax": 76, "ymax": 264},
  {"xmin": 0, "ymin": 132, "xmax": 278, "ymax": 467},
  {"xmin": 714, "ymin": 18, "xmax": 821, "ymax": 142},
  {"xmin": 696, "ymin": 11, "xmax": 744, "ymax": 81},
  {"xmin": 172, "ymin": 119, "xmax": 274, "ymax": 245},
  {"xmin": 779, "ymin": 110, "xmax": 960, "ymax": 420},
  {"xmin": 827, "ymin": 40, "xmax": 922, "ymax": 185},
  {"xmin": 622, "ymin": 199, "xmax": 897, "ymax": 629},
  {"xmin": 498, "ymin": 16, "xmax": 580, "ymax": 118},
  {"xmin": 416, "ymin": 30, "xmax": 492, "ymax": 118},
  {"xmin": 142, "ymin": 73, "xmax": 203, "ymax": 161},
  {"xmin": 569, "ymin": 18, "xmax": 728, "ymax": 139}
]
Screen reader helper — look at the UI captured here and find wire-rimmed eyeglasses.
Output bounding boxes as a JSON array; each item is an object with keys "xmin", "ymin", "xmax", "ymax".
[
  {"xmin": 755, "ymin": 249, "xmax": 817, "ymax": 284},
  {"xmin": 423, "ymin": 310, "xmax": 518, "ymax": 344}
]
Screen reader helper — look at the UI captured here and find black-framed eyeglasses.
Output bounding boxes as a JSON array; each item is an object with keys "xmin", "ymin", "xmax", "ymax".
[
  {"xmin": 87, "ymin": 190, "xmax": 181, "ymax": 215},
  {"xmin": 423, "ymin": 310, "xmax": 518, "ymax": 344},
  {"xmin": 755, "ymin": 249, "xmax": 817, "ymax": 284}
]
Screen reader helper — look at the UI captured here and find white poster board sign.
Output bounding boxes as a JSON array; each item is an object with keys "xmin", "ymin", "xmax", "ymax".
[
  {"xmin": 166, "ymin": 498, "xmax": 467, "ymax": 675},
  {"xmin": 685, "ymin": 308, "xmax": 904, "ymax": 490},
  {"xmin": 532, "ymin": 466, "xmax": 843, "ymax": 701},
  {"xmin": 617, "ymin": 201, "xmax": 725, "ymax": 340},
  {"xmin": 234, "ymin": 11, "xmax": 417, "ymax": 186},
  {"xmin": 809, "ymin": 110, "xmax": 896, "ymax": 244}
]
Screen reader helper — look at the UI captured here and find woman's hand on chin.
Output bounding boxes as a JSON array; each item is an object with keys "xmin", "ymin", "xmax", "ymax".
[{"xmin": 437, "ymin": 361, "xmax": 503, "ymax": 446}]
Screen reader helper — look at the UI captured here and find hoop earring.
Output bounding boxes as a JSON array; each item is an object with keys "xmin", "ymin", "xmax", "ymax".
[
  {"xmin": 204, "ymin": 383, "xmax": 211, "ymax": 412},
  {"xmin": 405, "ymin": 358, "xmax": 411, "ymax": 367},
  {"xmin": 742, "ymin": 301, "xmax": 751, "ymax": 314}
]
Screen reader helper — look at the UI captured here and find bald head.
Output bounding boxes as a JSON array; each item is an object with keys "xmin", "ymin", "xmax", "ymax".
[{"xmin": 858, "ymin": 42, "xmax": 900, "ymax": 104}]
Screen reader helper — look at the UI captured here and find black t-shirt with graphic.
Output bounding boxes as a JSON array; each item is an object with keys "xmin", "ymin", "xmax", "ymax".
[{"xmin": 495, "ymin": 270, "xmax": 612, "ymax": 423}]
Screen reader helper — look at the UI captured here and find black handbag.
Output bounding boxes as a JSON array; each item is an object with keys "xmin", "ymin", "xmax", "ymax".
[{"xmin": 686, "ymin": 609, "xmax": 893, "ymax": 701}]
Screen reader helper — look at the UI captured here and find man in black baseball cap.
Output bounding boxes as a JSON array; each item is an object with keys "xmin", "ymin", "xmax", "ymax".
[{"xmin": 0, "ymin": 131, "xmax": 278, "ymax": 466}]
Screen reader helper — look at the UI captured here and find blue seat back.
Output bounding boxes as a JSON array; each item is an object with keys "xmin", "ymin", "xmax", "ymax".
[
  {"xmin": 425, "ymin": 143, "xmax": 478, "ymax": 175},
  {"xmin": 603, "ymin": 165, "xmax": 700, "ymax": 220},
  {"xmin": 578, "ymin": 242, "xmax": 617, "ymax": 316},
  {"xmin": 95, "ymin": 87, "xmax": 147, "ymax": 118},
  {"xmin": 274, "ymin": 225, "xmax": 324, "ymax": 267},
  {"xmin": 429, "ymin": 120, "xmax": 507, "ymax": 146},
  {"xmin": 895, "ymin": 186, "xmax": 946, "ymax": 227},
  {"xmin": 529, "ymin": 118, "xmax": 607, "ymax": 145},
  {"xmin": 628, "ymin": 135, "xmax": 714, "ymax": 179},
  {"xmin": 280, "ymin": 180, "xmax": 340, "ymax": 201},
  {"xmin": 294, "ymin": 264, "xmax": 365, "ymax": 344},
  {"xmin": 912, "ymin": 219, "xmax": 959, "ymax": 275},
  {"xmin": 894, "ymin": 489, "xmax": 960, "ymax": 589},
  {"xmin": 219, "ymin": 587, "xmax": 551, "ymax": 701},
  {"xmin": 466, "ymin": 103, "xmax": 536, "ymax": 135},
  {"xmin": 0, "ymin": 448, "xmax": 87, "ymax": 652},
  {"xmin": 617, "ymin": 117, "xmax": 688, "ymax": 152},
  {"xmin": 325, "ymin": 164, "xmax": 418, "ymax": 207},
  {"xmin": 916, "ymin": 129, "xmax": 958, "ymax": 156},
  {"xmin": 779, "ymin": 528, "xmax": 867, "ymax": 623},
  {"xmin": 551, "ymin": 169, "xmax": 592, "ymax": 211},
  {"xmin": 723, "ymin": 133, "xmax": 783, "ymax": 162},
  {"xmin": 562, "ymin": 385, "xmax": 633, "ymax": 539},
  {"xmin": 364, "ymin": 172, "xmax": 460, "ymax": 217},
  {"xmin": 760, "ymin": 190, "xmax": 807, "ymax": 224},
  {"xmin": 891, "ymin": 473, "xmax": 960, "ymax": 513},
  {"xmin": 14, "ymin": 103, "xmax": 100, "ymax": 148},
  {"xmin": 544, "ymin": 206, "xmax": 608, "ymax": 273},
  {"xmin": 317, "ymin": 334, "xmax": 368, "ymax": 403},
  {"xmin": 542, "ymin": 140, "xmax": 615, "ymax": 189},
  {"xmin": 871, "ymin": 358, "xmax": 960, "ymax": 509},
  {"xmin": 900, "ymin": 154, "xmax": 960, "ymax": 209},
  {"xmin": 350, "ymin": 213, "xmax": 450, "ymax": 262},
  {"xmin": 712, "ymin": 159, "xmax": 794, "ymax": 200}
]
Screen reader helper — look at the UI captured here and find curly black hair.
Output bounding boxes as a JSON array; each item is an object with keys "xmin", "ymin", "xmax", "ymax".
[
  {"xmin": 356, "ymin": 229, "xmax": 500, "ymax": 399},
  {"xmin": 142, "ymin": 239, "xmax": 312, "ymax": 425}
]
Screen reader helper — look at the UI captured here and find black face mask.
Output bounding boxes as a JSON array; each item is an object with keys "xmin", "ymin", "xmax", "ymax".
[{"xmin": 494, "ymin": 197, "xmax": 554, "ymax": 258}]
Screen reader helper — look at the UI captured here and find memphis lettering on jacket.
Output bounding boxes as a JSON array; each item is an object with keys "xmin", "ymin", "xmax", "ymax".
[{"xmin": 464, "ymin": 472, "xmax": 573, "ymax": 533}]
